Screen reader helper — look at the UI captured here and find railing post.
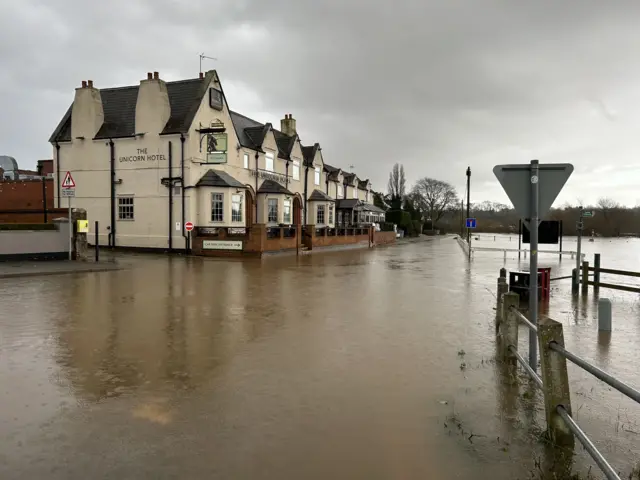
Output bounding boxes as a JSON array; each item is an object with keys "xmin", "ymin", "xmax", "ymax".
[
  {"xmin": 496, "ymin": 277, "xmax": 508, "ymax": 331},
  {"xmin": 598, "ymin": 298, "xmax": 612, "ymax": 332},
  {"xmin": 593, "ymin": 253, "xmax": 600, "ymax": 293},
  {"xmin": 499, "ymin": 267, "xmax": 507, "ymax": 279},
  {"xmin": 501, "ymin": 292, "xmax": 519, "ymax": 362},
  {"xmin": 582, "ymin": 261, "xmax": 589, "ymax": 294},
  {"xmin": 537, "ymin": 317, "xmax": 574, "ymax": 447},
  {"xmin": 571, "ymin": 268, "xmax": 578, "ymax": 294},
  {"xmin": 95, "ymin": 220, "xmax": 99, "ymax": 262}
]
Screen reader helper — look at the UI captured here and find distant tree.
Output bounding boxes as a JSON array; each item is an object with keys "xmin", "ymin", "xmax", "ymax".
[
  {"xmin": 372, "ymin": 191, "xmax": 388, "ymax": 211},
  {"xmin": 403, "ymin": 194, "xmax": 424, "ymax": 221},
  {"xmin": 387, "ymin": 163, "xmax": 406, "ymax": 210},
  {"xmin": 412, "ymin": 177, "xmax": 458, "ymax": 225},
  {"xmin": 596, "ymin": 197, "xmax": 619, "ymax": 219}
]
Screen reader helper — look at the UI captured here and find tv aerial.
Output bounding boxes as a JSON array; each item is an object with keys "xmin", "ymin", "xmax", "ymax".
[{"xmin": 199, "ymin": 53, "xmax": 217, "ymax": 75}]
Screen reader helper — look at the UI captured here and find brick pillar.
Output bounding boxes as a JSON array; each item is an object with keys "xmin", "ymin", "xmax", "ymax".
[
  {"xmin": 304, "ymin": 225, "xmax": 315, "ymax": 250},
  {"xmin": 71, "ymin": 208, "xmax": 88, "ymax": 261}
]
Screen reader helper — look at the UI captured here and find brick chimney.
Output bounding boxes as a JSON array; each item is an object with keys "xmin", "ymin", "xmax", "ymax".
[
  {"xmin": 280, "ymin": 113, "xmax": 297, "ymax": 136},
  {"xmin": 71, "ymin": 80, "xmax": 104, "ymax": 140},
  {"xmin": 135, "ymin": 71, "xmax": 171, "ymax": 135}
]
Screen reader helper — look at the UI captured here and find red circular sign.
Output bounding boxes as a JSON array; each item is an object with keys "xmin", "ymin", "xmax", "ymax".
[{"xmin": 185, "ymin": 222, "xmax": 194, "ymax": 232}]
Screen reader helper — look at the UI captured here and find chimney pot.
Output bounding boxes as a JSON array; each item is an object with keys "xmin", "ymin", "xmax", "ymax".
[
  {"xmin": 199, "ymin": 72, "xmax": 204, "ymax": 79},
  {"xmin": 88, "ymin": 80, "xmax": 93, "ymax": 88},
  {"xmin": 153, "ymin": 71, "xmax": 159, "ymax": 80},
  {"xmin": 147, "ymin": 72, "xmax": 153, "ymax": 80},
  {"xmin": 81, "ymin": 80, "xmax": 87, "ymax": 88}
]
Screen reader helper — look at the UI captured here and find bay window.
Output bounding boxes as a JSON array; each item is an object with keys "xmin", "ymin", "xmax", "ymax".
[
  {"xmin": 317, "ymin": 204, "xmax": 325, "ymax": 224},
  {"xmin": 211, "ymin": 193, "xmax": 224, "ymax": 222},
  {"xmin": 283, "ymin": 199, "xmax": 292, "ymax": 224},
  {"xmin": 232, "ymin": 194, "xmax": 243, "ymax": 222},
  {"xmin": 268, "ymin": 198, "xmax": 278, "ymax": 223}
]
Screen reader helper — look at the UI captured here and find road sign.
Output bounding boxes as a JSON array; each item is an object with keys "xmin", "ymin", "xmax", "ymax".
[
  {"xmin": 61, "ymin": 189, "xmax": 75, "ymax": 198},
  {"xmin": 61, "ymin": 171, "xmax": 76, "ymax": 188},
  {"xmin": 493, "ymin": 163, "xmax": 573, "ymax": 227},
  {"xmin": 582, "ymin": 210, "xmax": 594, "ymax": 218},
  {"xmin": 466, "ymin": 218, "xmax": 476, "ymax": 228},
  {"xmin": 185, "ymin": 222, "xmax": 194, "ymax": 232}
]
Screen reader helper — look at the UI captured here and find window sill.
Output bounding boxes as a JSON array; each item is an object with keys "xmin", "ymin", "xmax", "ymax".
[{"xmin": 117, "ymin": 218, "xmax": 135, "ymax": 222}]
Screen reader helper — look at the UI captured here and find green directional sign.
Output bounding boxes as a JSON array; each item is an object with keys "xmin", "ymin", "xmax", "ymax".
[{"xmin": 582, "ymin": 210, "xmax": 594, "ymax": 218}]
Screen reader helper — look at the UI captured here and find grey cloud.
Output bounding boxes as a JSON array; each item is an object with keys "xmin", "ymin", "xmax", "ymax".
[{"xmin": 2, "ymin": 0, "xmax": 640, "ymax": 205}]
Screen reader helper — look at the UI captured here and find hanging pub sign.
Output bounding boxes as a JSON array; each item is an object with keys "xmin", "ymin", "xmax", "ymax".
[
  {"xmin": 206, "ymin": 132, "xmax": 227, "ymax": 163},
  {"xmin": 209, "ymin": 88, "xmax": 223, "ymax": 111}
]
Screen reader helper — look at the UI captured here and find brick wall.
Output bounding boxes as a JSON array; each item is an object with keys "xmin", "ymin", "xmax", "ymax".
[
  {"xmin": 373, "ymin": 230, "xmax": 396, "ymax": 245},
  {"xmin": 309, "ymin": 226, "xmax": 371, "ymax": 248},
  {"xmin": 0, "ymin": 178, "xmax": 60, "ymax": 223}
]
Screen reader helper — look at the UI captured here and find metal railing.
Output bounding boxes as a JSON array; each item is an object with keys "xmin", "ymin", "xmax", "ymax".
[{"xmin": 496, "ymin": 286, "xmax": 639, "ymax": 480}]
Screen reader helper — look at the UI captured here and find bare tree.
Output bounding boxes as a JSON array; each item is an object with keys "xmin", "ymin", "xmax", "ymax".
[
  {"xmin": 597, "ymin": 197, "xmax": 619, "ymax": 221},
  {"xmin": 412, "ymin": 177, "xmax": 458, "ymax": 224},
  {"xmin": 387, "ymin": 163, "xmax": 406, "ymax": 209}
]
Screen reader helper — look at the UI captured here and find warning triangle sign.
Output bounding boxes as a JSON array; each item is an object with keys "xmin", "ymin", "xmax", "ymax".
[{"xmin": 61, "ymin": 171, "xmax": 76, "ymax": 188}]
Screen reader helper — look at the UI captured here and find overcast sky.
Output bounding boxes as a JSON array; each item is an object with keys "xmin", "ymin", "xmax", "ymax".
[{"xmin": 2, "ymin": 0, "xmax": 640, "ymax": 206}]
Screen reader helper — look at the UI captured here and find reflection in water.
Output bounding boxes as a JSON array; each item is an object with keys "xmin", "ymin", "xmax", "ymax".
[{"xmin": 1, "ymin": 238, "xmax": 639, "ymax": 479}]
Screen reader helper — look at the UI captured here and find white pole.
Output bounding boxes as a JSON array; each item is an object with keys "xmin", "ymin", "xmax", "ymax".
[{"xmin": 68, "ymin": 195, "xmax": 72, "ymax": 260}]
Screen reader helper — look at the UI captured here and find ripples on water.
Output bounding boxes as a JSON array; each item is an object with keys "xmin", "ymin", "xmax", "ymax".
[{"xmin": 0, "ymin": 237, "xmax": 638, "ymax": 479}]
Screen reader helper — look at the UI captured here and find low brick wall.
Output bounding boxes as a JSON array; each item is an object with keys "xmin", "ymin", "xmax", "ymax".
[
  {"xmin": 0, "ymin": 208, "xmax": 68, "ymax": 224},
  {"xmin": 306, "ymin": 226, "xmax": 372, "ymax": 249},
  {"xmin": 191, "ymin": 225, "xmax": 301, "ymax": 257},
  {"xmin": 374, "ymin": 231, "xmax": 396, "ymax": 245}
]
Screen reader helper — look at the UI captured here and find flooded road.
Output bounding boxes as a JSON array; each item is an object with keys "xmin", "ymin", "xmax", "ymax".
[{"xmin": 1, "ymin": 237, "xmax": 638, "ymax": 479}]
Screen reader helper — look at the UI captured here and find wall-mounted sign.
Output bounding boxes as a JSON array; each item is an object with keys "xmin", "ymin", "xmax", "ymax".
[
  {"xmin": 203, "ymin": 240, "xmax": 242, "ymax": 250},
  {"xmin": 119, "ymin": 148, "xmax": 166, "ymax": 163},
  {"xmin": 206, "ymin": 152, "xmax": 227, "ymax": 164},
  {"xmin": 209, "ymin": 88, "xmax": 223, "ymax": 111},
  {"xmin": 227, "ymin": 227, "xmax": 246, "ymax": 235},
  {"xmin": 250, "ymin": 169, "xmax": 288, "ymax": 186},
  {"xmin": 199, "ymin": 227, "xmax": 218, "ymax": 235},
  {"xmin": 77, "ymin": 219, "xmax": 89, "ymax": 233}
]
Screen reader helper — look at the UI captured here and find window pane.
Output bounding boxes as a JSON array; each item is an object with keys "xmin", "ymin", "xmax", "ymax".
[
  {"xmin": 329, "ymin": 205, "xmax": 334, "ymax": 224},
  {"xmin": 317, "ymin": 205, "xmax": 325, "ymax": 224},
  {"xmin": 243, "ymin": 153, "xmax": 249, "ymax": 169},
  {"xmin": 211, "ymin": 193, "xmax": 224, "ymax": 222},
  {"xmin": 293, "ymin": 161, "xmax": 300, "ymax": 180},
  {"xmin": 266, "ymin": 153, "xmax": 274, "ymax": 172},
  {"xmin": 118, "ymin": 196, "xmax": 134, "ymax": 220},
  {"xmin": 314, "ymin": 167, "xmax": 320, "ymax": 185},
  {"xmin": 232, "ymin": 194, "xmax": 243, "ymax": 222},
  {"xmin": 268, "ymin": 198, "xmax": 278, "ymax": 223},
  {"xmin": 338, "ymin": 185, "xmax": 343, "ymax": 198},
  {"xmin": 283, "ymin": 199, "xmax": 291, "ymax": 223}
]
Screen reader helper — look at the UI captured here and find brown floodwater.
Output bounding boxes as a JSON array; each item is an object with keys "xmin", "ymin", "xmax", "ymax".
[{"xmin": 1, "ymin": 237, "xmax": 638, "ymax": 479}]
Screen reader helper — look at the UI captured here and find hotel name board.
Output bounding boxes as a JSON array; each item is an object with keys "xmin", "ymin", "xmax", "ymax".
[{"xmin": 119, "ymin": 148, "xmax": 166, "ymax": 163}]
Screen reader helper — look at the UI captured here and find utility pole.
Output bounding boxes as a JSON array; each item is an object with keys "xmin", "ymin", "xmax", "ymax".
[
  {"xmin": 466, "ymin": 167, "xmax": 471, "ymax": 244},
  {"xmin": 528, "ymin": 160, "xmax": 539, "ymax": 370},
  {"xmin": 575, "ymin": 206, "xmax": 584, "ymax": 292}
]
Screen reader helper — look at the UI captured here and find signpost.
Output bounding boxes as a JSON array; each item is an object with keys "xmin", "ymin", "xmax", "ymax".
[
  {"xmin": 494, "ymin": 160, "xmax": 573, "ymax": 370},
  {"xmin": 185, "ymin": 222, "xmax": 194, "ymax": 254},
  {"xmin": 575, "ymin": 208, "xmax": 595, "ymax": 291},
  {"xmin": 61, "ymin": 171, "xmax": 76, "ymax": 260},
  {"xmin": 466, "ymin": 218, "xmax": 477, "ymax": 229}
]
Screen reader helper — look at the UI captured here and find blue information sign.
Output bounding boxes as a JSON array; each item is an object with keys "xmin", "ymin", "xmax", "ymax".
[{"xmin": 466, "ymin": 218, "xmax": 476, "ymax": 229}]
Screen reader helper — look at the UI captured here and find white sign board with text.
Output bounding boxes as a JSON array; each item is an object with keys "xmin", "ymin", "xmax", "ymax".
[{"xmin": 203, "ymin": 240, "xmax": 243, "ymax": 251}]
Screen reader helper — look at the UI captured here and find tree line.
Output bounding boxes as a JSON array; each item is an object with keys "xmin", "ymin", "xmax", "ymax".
[{"xmin": 374, "ymin": 164, "xmax": 639, "ymax": 238}]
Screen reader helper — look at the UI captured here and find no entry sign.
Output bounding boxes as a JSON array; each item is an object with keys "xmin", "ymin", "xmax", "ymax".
[{"xmin": 185, "ymin": 222, "xmax": 194, "ymax": 232}]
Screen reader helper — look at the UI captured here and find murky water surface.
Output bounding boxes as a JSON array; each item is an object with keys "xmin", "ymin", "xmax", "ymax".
[{"xmin": 1, "ymin": 236, "xmax": 639, "ymax": 479}]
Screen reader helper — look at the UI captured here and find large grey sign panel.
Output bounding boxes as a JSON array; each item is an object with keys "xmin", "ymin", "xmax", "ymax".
[{"xmin": 493, "ymin": 163, "xmax": 573, "ymax": 221}]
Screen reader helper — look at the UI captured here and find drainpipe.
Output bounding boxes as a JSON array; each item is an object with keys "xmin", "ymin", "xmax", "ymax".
[
  {"xmin": 109, "ymin": 139, "xmax": 116, "ymax": 248},
  {"xmin": 285, "ymin": 160, "xmax": 289, "ymax": 189},
  {"xmin": 168, "ymin": 141, "xmax": 173, "ymax": 252},
  {"xmin": 325, "ymin": 175, "xmax": 329, "ymax": 195},
  {"xmin": 55, "ymin": 142, "xmax": 60, "ymax": 208},
  {"xmin": 303, "ymin": 165, "xmax": 309, "ymax": 224},
  {"xmin": 180, "ymin": 134, "xmax": 186, "ymax": 251},
  {"xmin": 42, "ymin": 177, "xmax": 47, "ymax": 223},
  {"xmin": 254, "ymin": 151, "xmax": 259, "ymax": 220}
]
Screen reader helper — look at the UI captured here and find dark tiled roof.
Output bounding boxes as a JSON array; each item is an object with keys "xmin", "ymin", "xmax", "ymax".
[
  {"xmin": 301, "ymin": 143, "xmax": 320, "ymax": 167},
  {"xmin": 308, "ymin": 189, "xmax": 335, "ymax": 202},
  {"xmin": 50, "ymin": 75, "xmax": 212, "ymax": 142},
  {"xmin": 343, "ymin": 173, "xmax": 357, "ymax": 186},
  {"xmin": 324, "ymin": 163, "xmax": 341, "ymax": 181},
  {"xmin": 195, "ymin": 169, "xmax": 245, "ymax": 188},
  {"xmin": 273, "ymin": 129, "xmax": 297, "ymax": 160},
  {"xmin": 257, "ymin": 179, "xmax": 293, "ymax": 195},
  {"xmin": 336, "ymin": 199, "xmax": 361, "ymax": 210},
  {"xmin": 358, "ymin": 179, "xmax": 370, "ymax": 189}
]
